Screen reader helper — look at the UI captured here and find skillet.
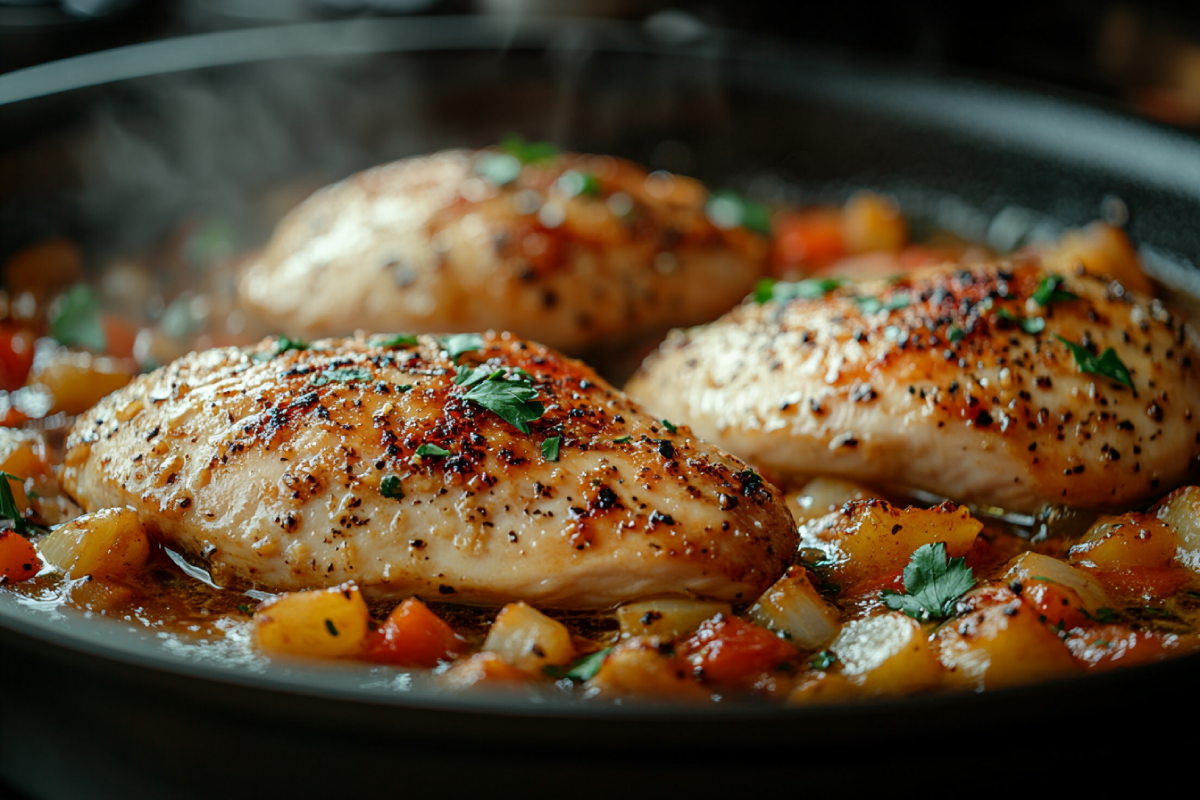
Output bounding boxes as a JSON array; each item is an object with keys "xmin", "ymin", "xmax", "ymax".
[{"xmin": 0, "ymin": 15, "xmax": 1197, "ymax": 798}]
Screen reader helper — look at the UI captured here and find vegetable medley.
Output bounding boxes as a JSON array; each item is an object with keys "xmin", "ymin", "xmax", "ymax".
[{"xmin": 1, "ymin": 138, "xmax": 1198, "ymax": 704}]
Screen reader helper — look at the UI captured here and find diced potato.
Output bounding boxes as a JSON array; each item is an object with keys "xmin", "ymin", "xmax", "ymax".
[
  {"xmin": 0, "ymin": 428, "xmax": 50, "ymax": 481},
  {"xmin": 482, "ymin": 602, "xmax": 575, "ymax": 673},
  {"xmin": 440, "ymin": 652, "xmax": 530, "ymax": 690},
  {"xmin": 817, "ymin": 500, "xmax": 982, "ymax": 588},
  {"xmin": 1153, "ymin": 486, "xmax": 1200, "ymax": 573},
  {"xmin": 38, "ymin": 507, "xmax": 150, "ymax": 581},
  {"xmin": 1005, "ymin": 552, "xmax": 1110, "ymax": 613},
  {"xmin": 27, "ymin": 342, "xmax": 133, "ymax": 416},
  {"xmin": 748, "ymin": 566, "xmax": 841, "ymax": 649},
  {"xmin": 937, "ymin": 587, "xmax": 1079, "ymax": 691},
  {"xmin": 1069, "ymin": 514, "xmax": 1178, "ymax": 570},
  {"xmin": 842, "ymin": 192, "xmax": 907, "ymax": 255},
  {"xmin": 786, "ymin": 672, "xmax": 857, "ymax": 705},
  {"xmin": 832, "ymin": 612, "xmax": 942, "ymax": 696},
  {"xmin": 616, "ymin": 598, "xmax": 731, "ymax": 641},
  {"xmin": 1039, "ymin": 222, "xmax": 1152, "ymax": 296},
  {"xmin": 786, "ymin": 477, "xmax": 882, "ymax": 523},
  {"xmin": 587, "ymin": 637, "xmax": 707, "ymax": 699},
  {"xmin": 253, "ymin": 583, "xmax": 370, "ymax": 658}
]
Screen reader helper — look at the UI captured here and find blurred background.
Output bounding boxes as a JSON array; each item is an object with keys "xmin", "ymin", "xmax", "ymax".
[{"xmin": 6, "ymin": 1, "xmax": 1200, "ymax": 129}]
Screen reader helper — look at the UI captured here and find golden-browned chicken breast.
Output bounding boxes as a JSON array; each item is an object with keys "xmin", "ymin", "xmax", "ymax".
[
  {"xmin": 626, "ymin": 261, "xmax": 1200, "ymax": 514},
  {"xmin": 238, "ymin": 148, "xmax": 768, "ymax": 354},
  {"xmin": 60, "ymin": 333, "xmax": 796, "ymax": 608}
]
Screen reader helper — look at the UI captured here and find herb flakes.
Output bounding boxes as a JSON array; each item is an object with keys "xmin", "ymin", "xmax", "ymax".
[
  {"xmin": 1055, "ymin": 335, "xmax": 1134, "ymax": 389},
  {"xmin": 541, "ymin": 436, "xmax": 561, "ymax": 462},
  {"xmin": 311, "ymin": 366, "xmax": 372, "ymax": 386},
  {"xmin": 544, "ymin": 647, "xmax": 612, "ymax": 681},
  {"xmin": 0, "ymin": 472, "xmax": 30, "ymax": 535},
  {"xmin": 380, "ymin": 475, "xmax": 404, "ymax": 499}
]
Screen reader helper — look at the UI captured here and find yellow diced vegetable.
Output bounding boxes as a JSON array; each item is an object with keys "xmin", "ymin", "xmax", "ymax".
[
  {"xmin": 28, "ymin": 343, "xmax": 133, "ymax": 416},
  {"xmin": 832, "ymin": 612, "xmax": 942, "ymax": 696},
  {"xmin": 937, "ymin": 588, "xmax": 1079, "ymax": 691},
  {"xmin": 39, "ymin": 507, "xmax": 150, "ymax": 580},
  {"xmin": 1069, "ymin": 514, "xmax": 1178, "ymax": 570},
  {"xmin": 786, "ymin": 477, "xmax": 881, "ymax": 523},
  {"xmin": 842, "ymin": 191, "xmax": 907, "ymax": 255},
  {"xmin": 254, "ymin": 583, "xmax": 370, "ymax": 658},
  {"xmin": 1005, "ymin": 552, "xmax": 1109, "ymax": 612},
  {"xmin": 1153, "ymin": 486, "xmax": 1200, "ymax": 573},
  {"xmin": 616, "ymin": 598, "xmax": 731, "ymax": 641},
  {"xmin": 587, "ymin": 637, "xmax": 706, "ymax": 699},
  {"xmin": 786, "ymin": 672, "xmax": 857, "ymax": 705},
  {"xmin": 1039, "ymin": 222, "xmax": 1152, "ymax": 296},
  {"xmin": 482, "ymin": 602, "xmax": 575, "ymax": 673},
  {"xmin": 748, "ymin": 566, "xmax": 841, "ymax": 649}
]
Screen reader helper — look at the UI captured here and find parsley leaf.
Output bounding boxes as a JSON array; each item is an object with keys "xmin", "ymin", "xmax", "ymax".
[
  {"xmin": 311, "ymin": 366, "xmax": 372, "ymax": 386},
  {"xmin": 1054, "ymin": 335, "xmax": 1134, "ymax": 389},
  {"xmin": 809, "ymin": 650, "xmax": 837, "ymax": 670},
  {"xmin": 1032, "ymin": 275, "xmax": 1078, "ymax": 307},
  {"xmin": 442, "ymin": 333, "xmax": 485, "ymax": 362},
  {"xmin": 276, "ymin": 336, "xmax": 308, "ymax": 354},
  {"xmin": 947, "ymin": 325, "xmax": 964, "ymax": 343},
  {"xmin": 415, "ymin": 443, "xmax": 450, "ymax": 458},
  {"xmin": 997, "ymin": 308, "xmax": 1047, "ymax": 334},
  {"xmin": 754, "ymin": 277, "xmax": 842, "ymax": 305},
  {"xmin": 51, "ymin": 284, "xmax": 106, "ymax": 352},
  {"xmin": 0, "ymin": 472, "xmax": 30, "ymax": 535},
  {"xmin": 500, "ymin": 134, "xmax": 559, "ymax": 165},
  {"xmin": 661, "ymin": 419, "xmax": 678, "ymax": 434},
  {"xmin": 881, "ymin": 542, "xmax": 975, "ymax": 621},
  {"xmin": 544, "ymin": 647, "xmax": 612, "ymax": 681},
  {"xmin": 380, "ymin": 475, "xmax": 404, "ymax": 499},
  {"xmin": 461, "ymin": 370, "xmax": 545, "ymax": 434},
  {"xmin": 557, "ymin": 170, "xmax": 601, "ymax": 197},
  {"xmin": 613, "ymin": 435, "xmax": 631, "ymax": 444},
  {"xmin": 541, "ymin": 436, "xmax": 561, "ymax": 462},
  {"xmin": 855, "ymin": 296, "xmax": 883, "ymax": 315},
  {"xmin": 372, "ymin": 333, "xmax": 418, "ymax": 348},
  {"xmin": 476, "ymin": 152, "xmax": 522, "ymax": 186}
]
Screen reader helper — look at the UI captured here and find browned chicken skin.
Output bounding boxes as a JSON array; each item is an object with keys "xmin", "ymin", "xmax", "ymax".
[
  {"xmin": 61, "ymin": 333, "xmax": 797, "ymax": 608},
  {"xmin": 239, "ymin": 149, "xmax": 768, "ymax": 354},
  {"xmin": 627, "ymin": 261, "xmax": 1200, "ymax": 513}
]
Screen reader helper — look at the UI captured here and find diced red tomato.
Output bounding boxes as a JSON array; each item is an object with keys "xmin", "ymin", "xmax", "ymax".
[
  {"xmin": 1085, "ymin": 566, "xmax": 1192, "ymax": 600},
  {"xmin": 1019, "ymin": 579, "xmax": 1091, "ymax": 631},
  {"xmin": 0, "ymin": 324, "xmax": 36, "ymax": 392},
  {"xmin": 771, "ymin": 210, "xmax": 844, "ymax": 273},
  {"xmin": 1066, "ymin": 624, "xmax": 1200, "ymax": 671},
  {"xmin": 101, "ymin": 315, "xmax": 138, "ymax": 360},
  {"xmin": 684, "ymin": 615, "xmax": 796, "ymax": 684},
  {"xmin": 362, "ymin": 597, "xmax": 468, "ymax": 667},
  {"xmin": 0, "ymin": 531, "xmax": 39, "ymax": 583}
]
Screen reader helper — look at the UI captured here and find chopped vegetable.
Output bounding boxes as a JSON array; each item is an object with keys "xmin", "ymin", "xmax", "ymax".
[
  {"xmin": 371, "ymin": 333, "xmax": 418, "ymax": 348},
  {"xmin": 38, "ymin": 507, "xmax": 150, "ymax": 581},
  {"xmin": 379, "ymin": 475, "xmax": 404, "ymax": 499},
  {"xmin": 881, "ymin": 542, "xmax": 976, "ymax": 621},
  {"xmin": 499, "ymin": 134, "xmax": 559, "ymax": 165},
  {"xmin": 749, "ymin": 566, "xmax": 842, "ymax": 649},
  {"xmin": 0, "ymin": 531, "xmax": 39, "ymax": 583},
  {"xmin": 482, "ymin": 601, "xmax": 575, "ymax": 673},
  {"xmin": 415, "ymin": 443, "xmax": 450, "ymax": 458},
  {"xmin": 362, "ymin": 598, "xmax": 468, "ymax": 667},
  {"xmin": 830, "ymin": 613, "xmax": 943, "ymax": 695},
  {"xmin": 254, "ymin": 583, "xmax": 371, "ymax": 658},
  {"xmin": 0, "ymin": 324, "xmax": 36, "ymax": 392},
  {"xmin": 1055, "ymin": 335, "xmax": 1133, "ymax": 388},
  {"xmin": 1032, "ymin": 274, "xmax": 1078, "ymax": 306},
  {"xmin": 616, "ymin": 598, "xmax": 730, "ymax": 641},
  {"xmin": 684, "ymin": 615, "xmax": 797, "ymax": 684}
]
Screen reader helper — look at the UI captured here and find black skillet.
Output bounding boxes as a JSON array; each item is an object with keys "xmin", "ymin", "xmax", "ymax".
[{"xmin": 0, "ymin": 16, "xmax": 1198, "ymax": 799}]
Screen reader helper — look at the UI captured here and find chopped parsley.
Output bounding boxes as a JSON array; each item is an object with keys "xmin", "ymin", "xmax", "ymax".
[
  {"xmin": 946, "ymin": 325, "xmax": 964, "ymax": 343},
  {"xmin": 754, "ymin": 277, "xmax": 842, "ymax": 305},
  {"xmin": 237, "ymin": 604, "xmax": 253, "ymax": 615},
  {"xmin": 1055, "ymin": 335, "xmax": 1134, "ymax": 389},
  {"xmin": 541, "ymin": 436, "xmax": 561, "ymax": 462},
  {"xmin": 324, "ymin": 619, "xmax": 339, "ymax": 637},
  {"xmin": 372, "ymin": 333, "xmax": 418, "ymax": 348},
  {"xmin": 1032, "ymin": 275, "xmax": 1078, "ymax": 307},
  {"xmin": 475, "ymin": 152, "xmax": 522, "ymax": 186},
  {"xmin": 380, "ymin": 475, "xmax": 404, "ymax": 499},
  {"xmin": 0, "ymin": 472, "xmax": 30, "ymax": 535},
  {"xmin": 808, "ymin": 650, "xmax": 837, "ymax": 670},
  {"xmin": 500, "ymin": 134, "xmax": 559, "ymax": 165},
  {"xmin": 50, "ymin": 284, "xmax": 106, "ymax": 352},
  {"xmin": 853, "ymin": 293, "xmax": 909, "ymax": 315},
  {"xmin": 613, "ymin": 435, "xmax": 632, "ymax": 444},
  {"xmin": 415, "ymin": 443, "xmax": 450, "ymax": 458},
  {"xmin": 459, "ymin": 368, "xmax": 545, "ymax": 434},
  {"xmin": 310, "ymin": 366, "xmax": 372, "ymax": 386},
  {"xmin": 706, "ymin": 190, "xmax": 771, "ymax": 236},
  {"xmin": 396, "ymin": 384, "xmax": 413, "ymax": 393},
  {"xmin": 557, "ymin": 170, "xmax": 601, "ymax": 197},
  {"xmin": 275, "ymin": 336, "xmax": 308, "ymax": 354},
  {"xmin": 442, "ymin": 333, "xmax": 485, "ymax": 362},
  {"xmin": 881, "ymin": 542, "xmax": 975, "ymax": 622},
  {"xmin": 1029, "ymin": 575, "xmax": 1059, "ymax": 584},
  {"xmin": 997, "ymin": 308, "xmax": 1046, "ymax": 334},
  {"xmin": 661, "ymin": 419, "xmax": 678, "ymax": 434},
  {"xmin": 544, "ymin": 647, "xmax": 612, "ymax": 681},
  {"xmin": 1085, "ymin": 607, "xmax": 1119, "ymax": 624}
]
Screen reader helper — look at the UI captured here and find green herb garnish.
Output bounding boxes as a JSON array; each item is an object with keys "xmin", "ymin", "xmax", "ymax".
[
  {"xmin": 946, "ymin": 325, "xmax": 964, "ymax": 343},
  {"xmin": 558, "ymin": 170, "xmax": 601, "ymax": 197},
  {"xmin": 1030, "ymin": 575, "xmax": 1059, "ymax": 584},
  {"xmin": 415, "ymin": 444, "xmax": 450, "ymax": 458},
  {"xmin": 997, "ymin": 308, "xmax": 1046, "ymax": 334},
  {"xmin": 754, "ymin": 277, "xmax": 842, "ymax": 305},
  {"xmin": 275, "ymin": 336, "xmax": 309, "ymax": 354},
  {"xmin": 706, "ymin": 190, "xmax": 771, "ymax": 236},
  {"xmin": 661, "ymin": 419, "xmax": 678, "ymax": 434},
  {"xmin": 0, "ymin": 472, "xmax": 30, "ymax": 535},
  {"xmin": 544, "ymin": 647, "xmax": 612, "ymax": 681},
  {"xmin": 1092, "ymin": 607, "xmax": 1119, "ymax": 624},
  {"xmin": 50, "ymin": 284, "xmax": 106, "ymax": 352},
  {"xmin": 1032, "ymin": 275, "xmax": 1078, "ymax": 307},
  {"xmin": 380, "ymin": 475, "xmax": 404, "ymax": 499},
  {"xmin": 460, "ymin": 369, "xmax": 545, "ymax": 434},
  {"xmin": 311, "ymin": 366, "xmax": 372, "ymax": 386},
  {"xmin": 881, "ymin": 542, "xmax": 976, "ymax": 621},
  {"xmin": 541, "ymin": 436, "xmax": 561, "ymax": 462},
  {"xmin": 372, "ymin": 333, "xmax": 418, "ymax": 348},
  {"xmin": 237, "ymin": 604, "xmax": 253, "ymax": 615},
  {"xmin": 442, "ymin": 333, "xmax": 485, "ymax": 362},
  {"xmin": 613, "ymin": 435, "xmax": 631, "ymax": 444},
  {"xmin": 1054, "ymin": 335, "xmax": 1133, "ymax": 389},
  {"xmin": 500, "ymin": 134, "xmax": 559, "ymax": 165},
  {"xmin": 325, "ymin": 619, "xmax": 339, "ymax": 637},
  {"xmin": 396, "ymin": 384, "xmax": 413, "ymax": 393},
  {"xmin": 808, "ymin": 650, "xmax": 837, "ymax": 670}
]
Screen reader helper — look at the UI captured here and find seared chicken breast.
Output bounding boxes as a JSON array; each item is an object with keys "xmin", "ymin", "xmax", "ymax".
[
  {"xmin": 61, "ymin": 333, "xmax": 796, "ymax": 608},
  {"xmin": 238, "ymin": 149, "xmax": 768, "ymax": 354},
  {"xmin": 626, "ymin": 261, "xmax": 1200, "ymax": 513}
]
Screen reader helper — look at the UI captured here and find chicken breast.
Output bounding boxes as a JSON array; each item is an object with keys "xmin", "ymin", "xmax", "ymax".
[
  {"xmin": 60, "ymin": 333, "xmax": 796, "ymax": 608},
  {"xmin": 238, "ymin": 148, "xmax": 768, "ymax": 354},
  {"xmin": 625, "ymin": 261, "xmax": 1200, "ymax": 514}
]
